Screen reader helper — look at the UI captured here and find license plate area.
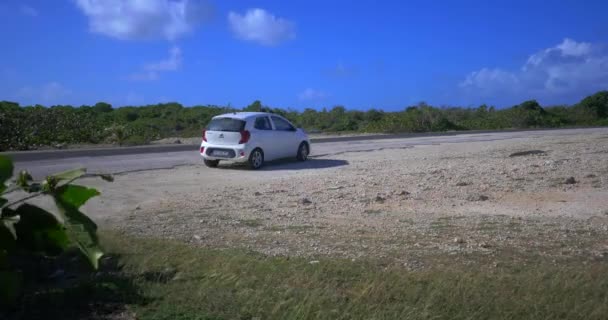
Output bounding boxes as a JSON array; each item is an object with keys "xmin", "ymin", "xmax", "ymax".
[
  {"xmin": 213, "ymin": 150, "xmax": 229, "ymax": 157},
  {"xmin": 207, "ymin": 148, "xmax": 235, "ymax": 158}
]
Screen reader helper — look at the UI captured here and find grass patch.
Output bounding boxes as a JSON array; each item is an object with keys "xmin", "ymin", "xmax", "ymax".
[
  {"xmin": 398, "ymin": 218, "xmax": 414, "ymax": 225},
  {"xmin": 239, "ymin": 219, "xmax": 263, "ymax": 228},
  {"xmin": 8, "ymin": 231, "xmax": 608, "ymax": 319},
  {"xmin": 286, "ymin": 225, "xmax": 315, "ymax": 232},
  {"xmin": 267, "ymin": 225, "xmax": 317, "ymax": 232},
  {"xmin": 267, "ymin": 225, "xmax": 284, "ymax": 232},
  {"xmin": 475, "ymin": 219, "xmax": 501, "ymax": 231},
  {"xmin": 430, "ymin": 219, "xmax": 453, "ymax": 231}
]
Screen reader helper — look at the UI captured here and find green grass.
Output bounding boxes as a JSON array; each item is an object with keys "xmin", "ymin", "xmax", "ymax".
[
  {"xmin": 475, "ymin": 220, "xmax": 500, "ymax": 231},
  {"xmin": 239, "ymin": 219, "xmax": 263, "ymax": 228},
  {"xmin": 266, "ymin": 225, "xmax": 317, "ymax": 232},
  {"xmin": 9, "ymin": 231, "xmax": 608, "ymax": 320}
]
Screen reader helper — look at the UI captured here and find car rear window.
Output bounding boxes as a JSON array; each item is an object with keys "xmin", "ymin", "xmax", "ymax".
[
  {"xmin": 271, "ymin": 116, "xmax": 295, "ymax": 131},
  {"xmin": 206, "ymin": 118, "xmax": 246, "ymax": 132}
]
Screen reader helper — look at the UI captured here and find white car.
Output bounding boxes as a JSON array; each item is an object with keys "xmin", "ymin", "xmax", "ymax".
[{"xmin": 200, "ymin": 112, "xmax": 310, "ymax": 169}]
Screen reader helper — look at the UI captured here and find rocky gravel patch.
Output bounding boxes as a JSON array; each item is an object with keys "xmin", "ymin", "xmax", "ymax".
[{"xmin": 111, "ymin": 131, "xmax": 608, "ymax": 267}]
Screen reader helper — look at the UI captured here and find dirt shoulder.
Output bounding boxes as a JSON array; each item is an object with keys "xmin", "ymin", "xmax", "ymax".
[{"xmin": 94, "ymin": 130, "xmax": 608, "ymax": 268}]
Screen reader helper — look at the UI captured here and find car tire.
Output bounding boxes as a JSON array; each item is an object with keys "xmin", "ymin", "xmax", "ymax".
[
  {"xmin": 248, "ymin": 148, "xmax": 264, "ymax": 170},
  {"xmin": 204, "ymin": 159, "xmax": 220, "ymax": 168},
  {"xmin": 296, "ymin": 142, "xmax": 309, "ymax": 161}
]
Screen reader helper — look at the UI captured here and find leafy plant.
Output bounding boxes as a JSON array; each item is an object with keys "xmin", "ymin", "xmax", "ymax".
[
  {"xmin": 104, "ymin": 124, "xmax": 130, "ymax": 146},
  {"xmin": 0, "ymin": 155, "xmax": 112, "ymax": 306},
  {"xmin": 2, "ymin": 90, "xmax": 608, "ymax": 151}
]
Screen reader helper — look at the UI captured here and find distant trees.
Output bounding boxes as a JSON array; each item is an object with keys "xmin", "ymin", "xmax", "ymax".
[
  {"xmin": 244, "ymin": 100, "xmax": 263, "ymax": 112},
  {"xmin": 1, "ymin": 91, "xmax": 608, "ymax": 151},
  {"xmin": 93, "ymin": 102, "xmax": 113, "ymax": 113},
  {"xmin": 578, "ymin": 91, "xmax": 608, "ymax": 118}
]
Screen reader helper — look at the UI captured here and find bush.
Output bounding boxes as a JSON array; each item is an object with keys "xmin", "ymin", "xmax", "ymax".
[
  {"xmin": 0, "ymin": 156, "xmax": 110, "ymax": 307},
  {"xmin": 2, "ymin": 91, "xmax": 608, "ymax": 151}
]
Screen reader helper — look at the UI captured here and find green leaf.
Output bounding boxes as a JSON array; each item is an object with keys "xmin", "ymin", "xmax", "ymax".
[
  {"xmin": 55, "ymin": 185, "xmax": 100, "ymax": 209},
  {"xmin": 16, "ymin": 170, "xmax": 33, "ymax": 189},
  {"xmin": 53, "ymin": 187, "xmax": 103, "ymax": 269},
  {"xmin": 42, "ymin": 177, "xmax": 58, "ymax": 192},
  {"xmin": 0, "ymin": 156, "xmax": 13, "ymax": 193},
  {"xmin": 0, "ymin": 271, "xmax": 22, "ymax": 307},
  {"xmin": 51, "ymin": 168, "xmax": 86, "ymax": 182},
  {"xmin": 13, "ymin": 204, "xmax": 70, "ymax": 255}
]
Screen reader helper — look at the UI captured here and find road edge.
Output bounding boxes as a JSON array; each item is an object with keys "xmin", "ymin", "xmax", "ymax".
[{"xmin": 2, "ymin": 127, "xmax": 604, "ymax": 162}]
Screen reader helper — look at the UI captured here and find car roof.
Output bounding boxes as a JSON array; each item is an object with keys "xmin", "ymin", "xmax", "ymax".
[{"xmin": 213, "ymin": 112, "xmax": 277, "ymax": 120}]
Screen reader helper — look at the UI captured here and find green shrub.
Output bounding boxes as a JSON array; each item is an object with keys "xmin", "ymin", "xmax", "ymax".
[
  {"xmin": 2, "ymin": 91, "xmax": 608, "ymax": 151},
  {"xmin": 0, "ymin": 155, "xmax": 110, "ymax": 307}
]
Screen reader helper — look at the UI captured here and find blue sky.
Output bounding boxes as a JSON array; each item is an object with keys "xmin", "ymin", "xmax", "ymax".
[{"xmin": 0, "ymin": 0, "xmax": 607, "ymax": 110}]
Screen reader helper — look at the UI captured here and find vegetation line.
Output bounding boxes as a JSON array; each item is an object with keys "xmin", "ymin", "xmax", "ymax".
[{"xmin": 1, "ymin": 91, "xmax": 607, "ymax": 151}]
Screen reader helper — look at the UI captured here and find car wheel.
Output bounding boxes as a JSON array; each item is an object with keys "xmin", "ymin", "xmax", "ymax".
[
  {"xmin": 204, "ymin": 159, "xmax": 219, "ymax": 168},
  {"xmin": 296, "ymin": 142, "xmax": 309, "ymax": 161},
  {"xmin": 248, "ymin": 148, "xmax": 264, "ymax": 169}
]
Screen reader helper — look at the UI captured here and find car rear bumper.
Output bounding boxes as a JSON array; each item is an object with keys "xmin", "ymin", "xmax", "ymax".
[{"xmin": 199, "ymin": 142, "xmax": 250, "ymax": 162}]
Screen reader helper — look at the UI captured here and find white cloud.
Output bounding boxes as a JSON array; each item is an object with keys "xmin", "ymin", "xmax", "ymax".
[
  {"xmin": 20, "ymin": 4, "xmax": 38, "ymax": 17},
  {"xmin": 524, "ymin": 38, "xmax": 594, "ymax": 70},
  {"xmin": 556, "ymin": 38, "xmax": 592, "ymax": 57},
  {"xmin": 460, "ymin": 38, "xmax": 608, "ymax": 104},
  {"xmin": 228, "ymin": 8, "xmax": 295, "ymax": 46},
  {"xmin": 145, "ymin": 46, "xmax": 182, "ymax": 71},
  {"xmin": 74, "ymin": 0, "xmax": 212, "ymax": 41},
  {"xmin": 298, "ymin": 88, "xmax": 327, "ymax": 101},
  {"xmin": 129, "ymin": 46, "xmax": 182, "ymax": 81},
  {"xmin": 17, "ymin": 82, "xmax": 71, "ymax": 104},
  {"xmin": 459, "ymin": 68, "xmax": 518, "ymax": 90}
]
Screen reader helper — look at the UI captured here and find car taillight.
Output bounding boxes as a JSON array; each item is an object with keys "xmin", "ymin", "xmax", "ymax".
[
  {"xmin": 202, "ymin": 129, "xmax": 207, "ymax": 142},
  {"xmin": 239, "ymin": 130, "xmax": 250, "ymax": 144}
]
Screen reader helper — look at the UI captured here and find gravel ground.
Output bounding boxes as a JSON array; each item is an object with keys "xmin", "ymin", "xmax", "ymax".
[{"xmin": 99, "ymin": 130, "xmax": 608, "ymax": 268}]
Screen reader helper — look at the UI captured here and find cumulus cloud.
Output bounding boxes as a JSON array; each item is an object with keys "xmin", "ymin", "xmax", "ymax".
[
  {"xmin": 145, "ymin": 46, "xmax": 182, "ymax": 72},
  {"xmin": 460, "ymin": 68, "xmax": 519, "ymax": 90},
  {"xmin": 20, "ymin": 4, "xmax": 38, "ymax": 17},
  {"xmin": 228, "ymin": 8, "xmax": 295, "ymax": 46},
  {"xmin": 298, "ymin": 88, "xmax": 327, "ymax": 101},
  {"xmin": 17, "ymin": 82, "xmax": 71, "ymax": 104},
  {"xmin": 74, "ymin": 0, "xmax": 212, "ymax": 41},
  {"xmin": 129, "ymin": 46, "xmax": 182, "ymax": 81},
  {"xmin": 460, "ymin": 38, "xmax": 608, "ymax": 104}
]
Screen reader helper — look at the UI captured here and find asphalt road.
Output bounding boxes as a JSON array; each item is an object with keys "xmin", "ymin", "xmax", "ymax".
[
  {"xmin": 7, "ymin": 127, "xmax": 605, "ymax": 179},
  {"xmin": 2, "ymin": 127, "xmax": 598, "ymax": 162}
]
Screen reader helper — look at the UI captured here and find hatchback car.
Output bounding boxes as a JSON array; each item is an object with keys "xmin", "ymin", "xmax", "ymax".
[{"xmin": 200, "ymin": 112, "xmax": 310, "ymax": 169}]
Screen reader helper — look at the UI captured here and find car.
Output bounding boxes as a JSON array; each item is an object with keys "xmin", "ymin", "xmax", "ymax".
[{"xmin": 199, "ymin": 112, "xmax": 310, "ymax": 169}]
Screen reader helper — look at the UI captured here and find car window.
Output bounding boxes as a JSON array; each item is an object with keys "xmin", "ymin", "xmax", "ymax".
[
  {"xmin": 271, "ymin": 116, "xmax": 295, "ymax": 131},
  {"xmin": 254, "ymin": 116, "xmax": 272, "ymax": 130},
  {"xmin": 206, "ymin": 118, "xmax": 246, "ymax": 132}
]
